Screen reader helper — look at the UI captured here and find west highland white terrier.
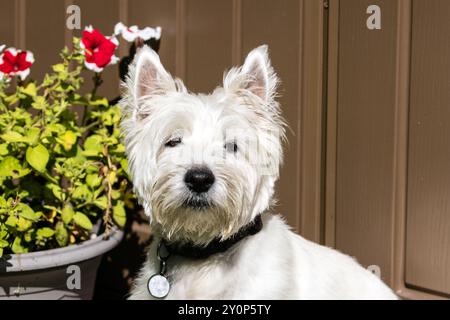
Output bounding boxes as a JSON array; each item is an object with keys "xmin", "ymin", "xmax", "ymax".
[{"xmin": 120, "ymin": 45, "xmax": 397, "ymax": 299}]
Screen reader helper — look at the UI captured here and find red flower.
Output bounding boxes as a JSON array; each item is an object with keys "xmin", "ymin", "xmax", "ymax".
[
  {"xmin": 80, "ymin": 26, "xmax": 119, "ymax": 72},
  {"xmin": 0, "ymin": 48, "xmax": 34, "ymax": 80}
]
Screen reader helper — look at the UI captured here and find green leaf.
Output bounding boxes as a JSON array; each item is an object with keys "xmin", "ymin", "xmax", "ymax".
[
  {"xmin": 12, "ymin": 237, "xmax": 28, "ymax": 254},
  {"xmin": 32, "ymin": 96, "xmax": 48, "ymax": 110},
  {"xmin": 24, "ymin": 232, "xmax": 32, "ymax": 243},
  {"xmin": 47, "ymin": 183, "xmax": 64, "ymax": 201},
  {"xmin": 83, "ymin": 135, "xmax": 103, "ymax": 156},
  {"xmin": 120, "ymin": 159, "xmax": 129, "ymax": 174},
  {"xmin": 0, "ymin": 156, "xmax": 31, "ymax": 178},
  {"xmin": 61, "ymin": 205, "xmax": 74, "ymax": 225},
  {"xmin": 86, "ymin": 163, "xmax": 100, "ymax": 173},
  {"xmin": 45, "ymin": 123, "xmax": 66, "ymax": 134},
  {"xmin": 52, "ymin": 63, "xmax": 65, "ymax": 73},
  {"xmin": 90, "ymin": 97, "xmax": 108, "ymax": 107},
  {"xmin": 73, "ymin": 212, "xmax": 93, "ymax": 230},
  {"xmin": 112, "ymin": 144, "xmax": 125, "ymax": 153},
  {"xmin": 37, "ymin": 227, "xmax": 55, "ymax": 238},
  {"xmin": 0, "ymin": 239, "xmax": 8, "ymax": 248},
  {"xmin": 1, "ymin": 131, "xmax": 27, "ymax": 143},
  {"xmin": 61, "ymin": 130, "xmax": 77, "ymax": 151},
  {"xmin": 17, "ymin": 217, "xmax": 32, "ymax": 231},
  {"xmin": 4, "ymin": 93, "xmax": 19, "ymax": 105},
  {"xmin": 113, "ymin": 201, "xmax": 126, "ymax": 227},
  {"xmin": 17, "ymin": 203, "xmax": 40, "ymax": 221},
  {"xmin": 0, "ymin": 228, "xmax": 7, "ymax": 239},
  {"xmin": 5, "ymin": 216, "xmax": 18, "ymax": 228},
  {"xmin": 26, "ymin": 144, "xmax": 49, "ymax": 172},
  {"xmin": 111, "ymin": 190, "xmax": 121, "ymax": 200},
  {"xmin": 86, "ymin": 173, "xmax": 102, "ymax": 189},
  {"xmin": 0, "ymin": 157, "xmax": 20, "ymax": 176},
  {"xmin": 101, "ymin": 107, "xmax": 121, "ymax": 125},
  {"xmin": 93, "ymin": 196, "xmax": 107, "ymax": 210},
  {"xmin": 21, "ymin": 83, "xmax": 37, "ymax": 97},
  {"xmin": 92, "ymin": 185, "xmax": 105, "ymax": 200},
  {"xmin": 24, "ymin": 127, "xmax": 41, "ymax": 145},
  {"xmin": 0, "ymin": 143, "xmax": 9, "ymax": 156},
  {"xmin": 72, "ymin": 184, "xmax": 90, "ymax": 200},
  {"xmin": 55, "ymin": 222, "xmax": 68, "ymax": 246}
]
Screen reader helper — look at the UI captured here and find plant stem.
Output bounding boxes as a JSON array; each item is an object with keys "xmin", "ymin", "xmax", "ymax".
[
  {"xmin": 80, "ymin": 120, "xmax": 100, "ymax": 134},
  {"xmin": 103, "ymin": 152, "xmax": 114, "ymax": 237},
  {"xmin": 91, "ymin": 72, "xmax": 103, "ymax": 98},
  {"xmin": 41, "ymin": 171, "xmax": 58, "ymax": 184},
  {"xmin": 81, "ymin": 72, "xmax": 103, "ymax": 127}
]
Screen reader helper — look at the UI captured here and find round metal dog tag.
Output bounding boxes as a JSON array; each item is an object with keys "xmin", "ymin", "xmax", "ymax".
[{"xmin": 148, "ymin": 274, "xmax": 170, "ymax": 299}]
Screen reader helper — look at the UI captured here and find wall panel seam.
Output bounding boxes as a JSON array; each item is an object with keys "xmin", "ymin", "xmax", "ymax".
[
  {"xmin": 64, "ymin": 0, "xmax": 74, "ymax": 50},
  {"xmin": 15, "ymin": 0, "xmax": 26, "ymax": 49},
  {"xmin": 296, "ymin": 0, "xmax": 305, "ymax": 233},
  {"xmin": 119, "ymin": 0, "xmax": 129, "ymax": 57},
  {"xmin": 324, "ymin": 0, "xmax": 340, "ymax": 247},
  {"xmin": 392, "ymin": 0, "xmax": 412, "ymax": 295},
  {"xmin": 175, "ymin": 0, "xmax": 186, "ymax": 79},
  {"xmin": 231, "ymin": 0, "xmax": 242, "ymax": 66}
]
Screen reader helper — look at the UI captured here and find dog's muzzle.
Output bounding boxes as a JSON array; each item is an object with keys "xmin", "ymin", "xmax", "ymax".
[{"xmin": 183, "ymin": 167, "xmax": 215, "ymax": 210}]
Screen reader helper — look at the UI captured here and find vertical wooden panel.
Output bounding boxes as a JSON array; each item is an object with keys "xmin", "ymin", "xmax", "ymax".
[
  {"xmin": 298, "ymin": 0, "xmax": 325, "ymax": 241},
  {"xmin": 405, "ymin": 0, "xmax": 450, "ymax": 296},
  {"xmin": 73, "ymin": 0, "xmax": 120, "ymax": 98},
  {"xmin": 128, "ymin": 0, "xmax": 177, "ymax": 75},
  {"xmin": 325, "ymin": 0, "xmax": 340, "ymax": 247},
  {"xmin": 242, "ymin": 0, "xmax": 301, "ymax": 231},
  {"xmin": 25, "ymin": 0, "xmax": 65, "ymax": 81},
  {"xmin": 184, "ymin": 0, "xmax": 233, "ymax": 93},
  {"xmin": 335, "ymin": 0, "xmax": 398, "ymax": 285},
  {"xmin": 0, "ymin": 0, "xmax": 15, "ymax": 47}
]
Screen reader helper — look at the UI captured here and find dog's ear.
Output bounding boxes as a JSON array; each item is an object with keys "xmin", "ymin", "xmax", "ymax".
[
  {"xmin": 130, "ymin": 46, "xmax": 179, "ymax": 120},
  {"xmin": 225, "ymin": 45, "xmax": 278, "ymax": 103}
]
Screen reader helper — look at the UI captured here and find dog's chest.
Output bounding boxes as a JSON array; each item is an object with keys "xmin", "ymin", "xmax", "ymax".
[{"xmin": 165, "ymin": 256, "xmax": 242, "ymax": 299}]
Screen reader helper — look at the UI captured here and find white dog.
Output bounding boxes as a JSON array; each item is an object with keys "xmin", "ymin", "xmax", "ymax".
[{"xmin": 120, "ymin": 45, "xmax": 397, "ymax": 300}]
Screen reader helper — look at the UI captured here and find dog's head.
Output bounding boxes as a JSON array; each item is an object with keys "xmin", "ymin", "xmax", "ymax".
[{"xmin": 121, "ymin": 45, "xmax": 285, "ymax": 245}]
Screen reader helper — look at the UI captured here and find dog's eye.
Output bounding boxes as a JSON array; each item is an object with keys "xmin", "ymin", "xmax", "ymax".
[
  {"xmin": 165, "ymin": 137, "xmax": 182, "ymax": 147},
  {"xmin": 224, "ymin": 141, "xmax": 238, "ymax": 153}
]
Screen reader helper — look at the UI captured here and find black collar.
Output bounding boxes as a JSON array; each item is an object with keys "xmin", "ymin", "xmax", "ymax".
[{"xmin": 162, "ymin": 215, "xmax": 263, "ymax": 260}]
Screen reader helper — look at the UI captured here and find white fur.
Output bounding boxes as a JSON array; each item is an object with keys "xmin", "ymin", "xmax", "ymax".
[
  {"xmin": 129, "ymin": 214, "xmax": 397, "ymax": 299},
  {"xmin": 120, "ymin": 45, "xmax": 397, "ymax": 300}
]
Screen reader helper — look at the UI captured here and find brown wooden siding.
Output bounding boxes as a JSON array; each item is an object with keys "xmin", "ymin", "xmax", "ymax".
[
  {"xmin": 1, "ymin": 0, "xmax": 449, "ymax": 299},
  {"xmin": 325, "ymin": 0, "xmax": 450, "ymax": 299}
]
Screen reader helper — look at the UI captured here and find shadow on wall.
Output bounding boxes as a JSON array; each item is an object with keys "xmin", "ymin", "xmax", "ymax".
[{"xmin": 94, "ymin": 207, "xmax": 152, "ymax": 299}]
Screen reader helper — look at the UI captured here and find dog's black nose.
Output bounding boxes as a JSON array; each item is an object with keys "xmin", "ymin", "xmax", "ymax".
[{"xmin": 184, "ymin": 167, "xmax": 215, "ymax": 193}]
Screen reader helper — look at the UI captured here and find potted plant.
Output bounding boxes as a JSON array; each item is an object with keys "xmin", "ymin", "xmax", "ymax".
[{"xmin": 0, "ymin": 24, "xmax": 161, "ymax": 300}]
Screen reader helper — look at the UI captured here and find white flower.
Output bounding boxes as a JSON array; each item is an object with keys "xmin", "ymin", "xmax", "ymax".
[
  {"xmin": 114, "ymin": 22, "xmax": 162, "ymax": 42},
  {"xmin": 0, "ymin": 45, "xmax": 5, "ymax": 52}
]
